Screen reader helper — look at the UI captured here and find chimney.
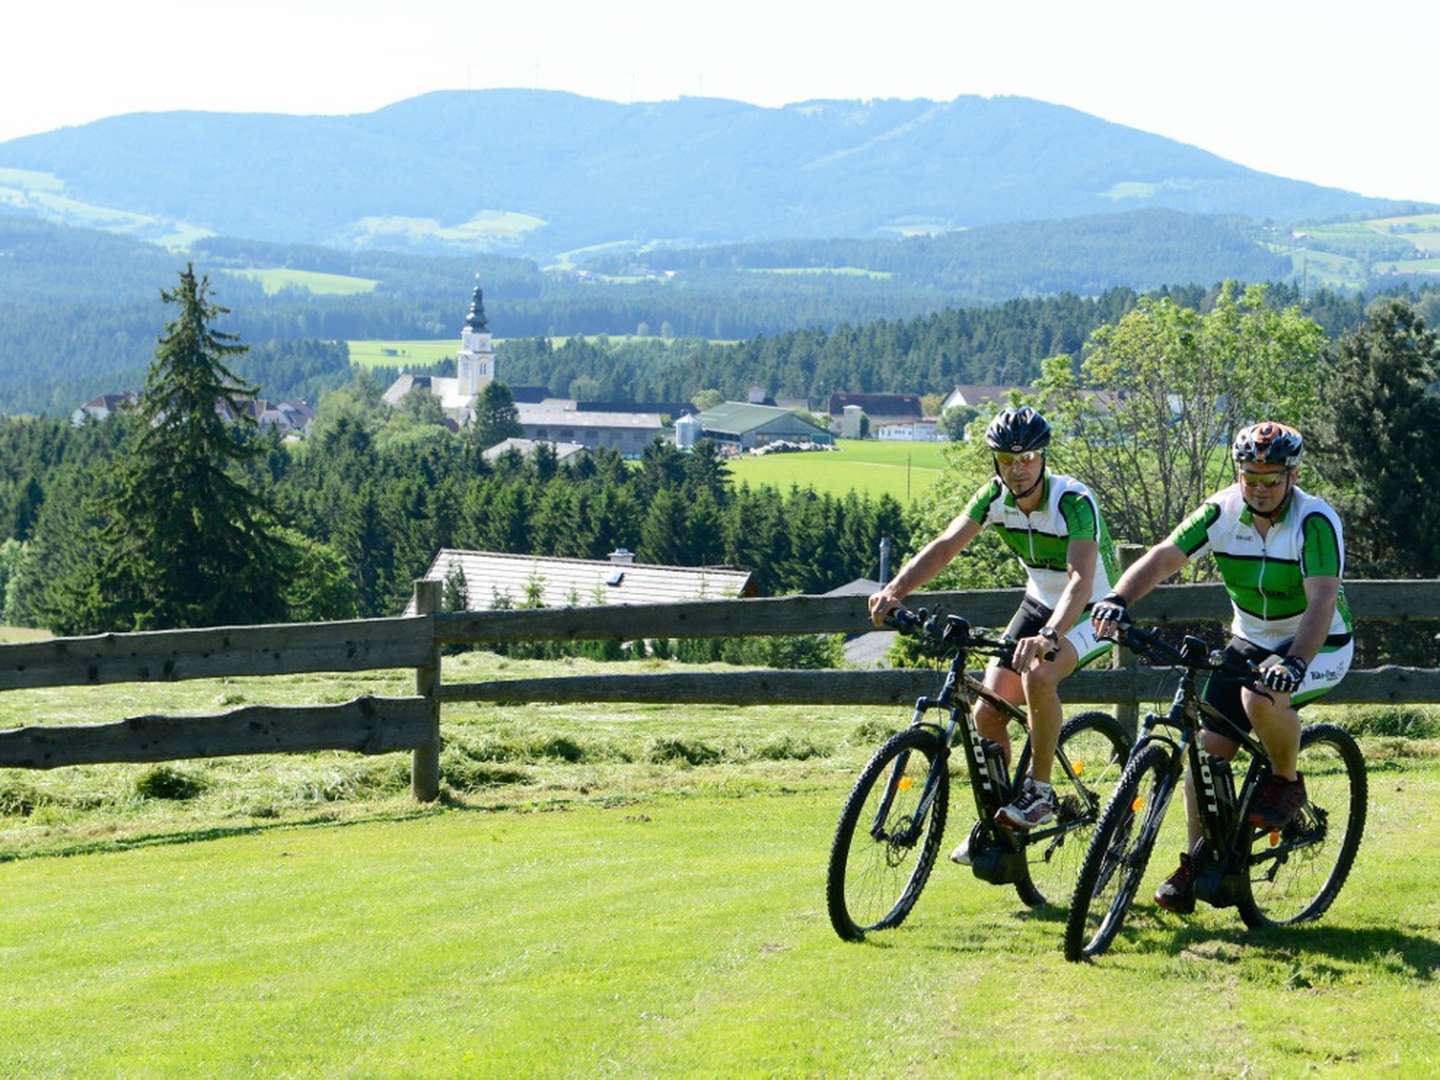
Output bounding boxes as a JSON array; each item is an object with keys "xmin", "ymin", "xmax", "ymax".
[
  {"xmin": 879, "ymin": 537, "xmax": 892, "ymax": 585},
  {"xmin": 608, "ymin": 548, "xmax": 636, "ymax": 565}
]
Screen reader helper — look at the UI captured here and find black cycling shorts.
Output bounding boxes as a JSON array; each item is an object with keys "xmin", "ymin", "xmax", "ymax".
[{"xmin": 1202, "ymin": 634, "xmax": 1354, "ymax": 736}]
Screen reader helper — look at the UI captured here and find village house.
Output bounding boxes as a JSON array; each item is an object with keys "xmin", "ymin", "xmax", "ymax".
[{"xmin": 406, "ymin": 547, "xmax": 756, "ymax": 614}]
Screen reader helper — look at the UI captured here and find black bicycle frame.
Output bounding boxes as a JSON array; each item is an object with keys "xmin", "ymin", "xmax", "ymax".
[
  {"xmin": 868, "ymin": 639, "xmax": 1096, "ymax": 869},
  {"xmin": 1128, "ymin": 658, "xmax": 1313, "ymax": 908}
]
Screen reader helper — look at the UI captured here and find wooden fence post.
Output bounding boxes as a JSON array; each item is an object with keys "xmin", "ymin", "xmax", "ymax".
[
  {"xmin": 412, "ymin": 578, "xmax": 442, "ymax": 801},
  {"xmin": 1113, "ymin": 543, "xmax": 1144, "ymax": 741}
]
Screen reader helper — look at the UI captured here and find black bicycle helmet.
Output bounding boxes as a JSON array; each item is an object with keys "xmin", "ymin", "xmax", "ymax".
[
  {"xmin": 984, "ymin": 406, "xmax": 1052, "ymax": 453},
  {"xmin": 1232, "ymin": 422, "xmax": 1303, "ymax": 467}
]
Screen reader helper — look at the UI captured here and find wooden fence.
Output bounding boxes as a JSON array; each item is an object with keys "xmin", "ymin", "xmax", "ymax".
[{"xmin": 2, "ymin": 578, "xmax": 1437, "ymax": 801}]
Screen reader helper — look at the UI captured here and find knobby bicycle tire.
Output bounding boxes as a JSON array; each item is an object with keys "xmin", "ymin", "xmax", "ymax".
[
  {"xmin": 1237, "ymin": 723, "xmax": 1367, "ymax": 929},
  {"xmin": 1013, "ymin": 711, "xmax": 1132, "ymax": 909},
  {"xmin": 1064, "ymin": 741, "xmax": 1173, "ymax": 961},
  {"xmin": 827, "ymin": 727, "xmax": 949, "ymax": 941}
]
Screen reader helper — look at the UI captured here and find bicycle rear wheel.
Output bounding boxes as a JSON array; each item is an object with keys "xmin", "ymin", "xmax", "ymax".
[
  {"xmin": 1064, "ymin": 742, "xmax": 1173, "ymax": 961},
  {"xmin": 827, "ymin": 727, "xmax": 949, "ymax": 941},
  {"xmin": 1015, "ymin": 710, "xmax": 1131, "ymax": 908},
  {"xmin": 1237, "ymin": 723, "xmax": 1367, "ymax": 929}
]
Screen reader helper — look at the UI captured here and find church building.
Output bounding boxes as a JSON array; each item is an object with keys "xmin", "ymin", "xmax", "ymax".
[{"xmin": 381, "ymin": 277, "xmax": 500, "ymax": 424}]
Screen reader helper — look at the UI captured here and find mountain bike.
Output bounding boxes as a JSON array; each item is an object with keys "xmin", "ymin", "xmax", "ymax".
[
  {"xmin": 826, "ymin": 607, "xmax": 1131, "ymax": 941},
  {"xmin": 1064, "ymin": 622, "xmax": 1367, "ymax": 962}
]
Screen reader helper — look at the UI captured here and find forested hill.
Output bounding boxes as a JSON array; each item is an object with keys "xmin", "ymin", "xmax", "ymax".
[
  {"xmin": 0, "ymin": 90, "xmax": 1412, "ymax": 254},
  {"xmin": 590, "ymin": 210, "xmax": 1293, "ymax": 296}
]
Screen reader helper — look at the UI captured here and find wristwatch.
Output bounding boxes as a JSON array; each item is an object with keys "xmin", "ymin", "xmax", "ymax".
[{"xmin": 1038, "ymin": 626, "xmax": 1060, "ymax": 645}]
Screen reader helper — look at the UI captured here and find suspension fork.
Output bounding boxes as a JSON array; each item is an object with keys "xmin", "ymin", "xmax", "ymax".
[{"xmin": 868, "ymin": 699, "xmax": 940, "ymax": 838}]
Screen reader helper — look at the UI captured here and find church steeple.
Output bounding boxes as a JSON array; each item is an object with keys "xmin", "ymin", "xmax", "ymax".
[
  {"xmin": 463, "ymin": 278, "xmax": 488, "ymax": 333},
  {"xmin": 457, "ymin": 274, "xmax": 495, "ymax": 396}
]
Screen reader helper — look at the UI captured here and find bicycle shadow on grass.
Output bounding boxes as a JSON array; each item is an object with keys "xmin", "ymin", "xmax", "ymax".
[{"xmin": 1097, "ymin": 913, "xmax": 1440, "ymax": 980}]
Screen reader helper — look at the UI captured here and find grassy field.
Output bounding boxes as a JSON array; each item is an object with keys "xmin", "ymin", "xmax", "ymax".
[
  {"xmin": 728, "ymin": 438, "xmax": 949, "ymax": 505},
  {"xmin": 346, "ymin": 339, "xmax": 458, "ymax": 368},
  {"xmin": 223, "ymin": 268, "xmax": 379, "ymax": 296},
  {"xmin": 0, "ymin": 650, "xmax": 1436, "ymax": 1074},
  {"xmin": 347, "ymin": 335, "xmax": 740, "ymax": 369}
]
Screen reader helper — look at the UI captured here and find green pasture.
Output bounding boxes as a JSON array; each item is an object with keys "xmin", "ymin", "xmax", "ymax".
[
  {"xmin": 0, "ymin": 168, "xmax": 212, "ymax": 249},
  {"xmin": 0, "ymin": 649, "xmax": 1436, "ymax": 1074},
  {"xmin": 1364, "ymin": 211, "xmax": 1440, "ymax": 232},
  {"xmin": 341, "ymin": 210, "xmax": 545, "ymax": 248},
  {"xmin": 224, "ymin": 268, "xmax": 378, "ymax": 296},
  {"xmin": 347, "ymin": 335, "xmax": 739, "ymax": 369},
  {"xmin": 346, "ymin": 339, "xmax": 458, "ymax": 368},
  {"xmin": 728, "ymin": 437, "xmax": 949, "ymax": 505}
]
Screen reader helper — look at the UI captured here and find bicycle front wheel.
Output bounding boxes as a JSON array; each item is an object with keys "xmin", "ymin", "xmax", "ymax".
[
  {"xmin": 1015, "ymin": 710, "xmax": 1132, "ymax": 908},
  {"xmin": 1237, "ymin": 723, "xmax": 1367, "ymax": 929},
  {"xmin": 1064, "ymin": 741, "xmax": 1173, "ymax": 961},
  {"xmin": 827, "ymin": 727, "xmax": 949, "ymax": 941}
]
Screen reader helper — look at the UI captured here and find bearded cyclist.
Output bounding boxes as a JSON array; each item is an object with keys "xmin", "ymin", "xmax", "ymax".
[
  {"xmin": 1092, "ymin": 422, "xmax": 1353, "ymax": 915},
  {"xmin": 870, "ymin": 406, "xmax": 1119, "ymax": 855}
]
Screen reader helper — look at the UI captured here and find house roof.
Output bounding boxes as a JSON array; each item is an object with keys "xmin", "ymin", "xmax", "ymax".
[
  {"xmin": 696, "ymin": 401, "xmax": 826, "ymax": 436},
  {"xmin": 407, "ymin": 549, "xmax": 756, "ymax": 613},
  {"xmin": 481, "ymin": 438, "xmax": 589, "ymax": 462},
  {"xmin": 944, "ymin": 385, "xmax": 1021, "ymax": 410},
  {"xmin": 516, "ymin": 404, "xmax": 664, "ymax": 429}
]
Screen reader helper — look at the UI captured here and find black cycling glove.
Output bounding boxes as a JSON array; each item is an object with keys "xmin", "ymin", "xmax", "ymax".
[
  {"xmin": 1092, "ymin": 592, "xmax": 1129, "ymax": 627},
  {"xmin": 1263, "ymin": 655, "xmax": 1308, "ymax": 694}
]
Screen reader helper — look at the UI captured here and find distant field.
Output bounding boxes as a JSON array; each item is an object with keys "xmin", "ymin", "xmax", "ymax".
[
  {"xmin": 347, "ymin": 339, "xmax": 456, "ymax": 368},
  {"xmin": 746, "ymin": 267, "xmax": 894, "ymax": 280},
  {"xmin": 0, "ymin": 625, "xmax": 50, "ymax": 644},
  {"xmin": 348, "ymin": 335, "xmax": 739, "ymax": 368},
  {"xmin": 727, "ymin": 438, "xmax": 948, "ymax": 504},
  {"xmin": 1375, "ymin": 259, "xmax": 1440, "ymax": 276},
  {"xmin": 224, "ymin": 268, "xmax": 378, "ymax": 296}
]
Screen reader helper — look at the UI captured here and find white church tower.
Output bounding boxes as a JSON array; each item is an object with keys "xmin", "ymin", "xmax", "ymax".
[{"xmin": 456, "ymin": 277, "xmax": 495, "ymax": 396}]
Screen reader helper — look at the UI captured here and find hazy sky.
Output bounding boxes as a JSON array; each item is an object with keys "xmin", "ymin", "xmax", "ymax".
[{"xmin": 5, "ymin": 0, "xmax": 1436, "ymax": 202}]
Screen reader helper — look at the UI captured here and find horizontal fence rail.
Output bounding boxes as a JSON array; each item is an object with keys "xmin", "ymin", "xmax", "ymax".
[
  {"xmin": 0, "ymin": 617, "xmax": 433, "ymax": 693},
  {"xmin": 439, "ymin": 666, "xmax": 1440, "ymax": 708},
  {"xmin": 433, "ymin": 581, "xmax": 1439, "ymax": 644},
  {"xmin": 0, "ymin": 696, "xmax": 433, "ymax": 770},
  {"xmin": 1, "ymin": 579, "xmax": 1437, "ymax": 802}
]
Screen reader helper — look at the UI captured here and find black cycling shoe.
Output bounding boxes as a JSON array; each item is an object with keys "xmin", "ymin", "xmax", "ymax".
[{"xmin": 1154, "ymin": 853, "xmax": 1196, "ymax": 915}]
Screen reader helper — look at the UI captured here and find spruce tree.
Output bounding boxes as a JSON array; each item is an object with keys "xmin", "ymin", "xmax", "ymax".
[
  {"xmin": 470, "ymin": 382, "xmax": 522, "ymax": 450},
  {"xmin": 103, "ymin": 266, "xmax": 288, "ymax": 628}
]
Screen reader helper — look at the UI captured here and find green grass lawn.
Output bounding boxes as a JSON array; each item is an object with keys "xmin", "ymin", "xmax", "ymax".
[
  {"xmin": 223, "ymin": 268, "xmax": 379, "ymax": 297},
  {"xmin": 728, "ymin": 438, "xmax": 950, "ymax": 505},
  {"xmin": 0, "ymin": 647, "xmax": 1436, "ymax": 1074}
]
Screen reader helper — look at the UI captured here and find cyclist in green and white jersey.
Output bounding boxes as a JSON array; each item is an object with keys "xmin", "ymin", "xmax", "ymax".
[
  {"xmin": 1092, "ymin": 422, "xmax": 1351, "ymax": 914},
  {"xmin": 870, "ymin": 406, "xmax": 1120, "ymax": 842}
]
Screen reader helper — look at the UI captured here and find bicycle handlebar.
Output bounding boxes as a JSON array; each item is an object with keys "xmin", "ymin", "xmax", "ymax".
[
  {"xmin": 883, "ymin": 606, "xmax": 1027, "ymax": 661},
  {"xmin": 1104, "ymin": 618, "xmax": 1265, "ymax": 691}
]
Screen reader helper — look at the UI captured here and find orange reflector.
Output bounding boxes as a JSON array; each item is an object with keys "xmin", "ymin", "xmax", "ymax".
[
  {"xmin": 1074, "ymin": 761, "xmax": 1086, "ymax": 776},
  {"xmin": 897, "ymin": 777, "xmax": 914, "ymax": 791},
  {"xmin": 1269, "ymin": 830, "xmax": 1280, "ymax": 847},
  {"xmin": 1131, "ymin": 796, "xmax": 1144, "ymax": 813}
]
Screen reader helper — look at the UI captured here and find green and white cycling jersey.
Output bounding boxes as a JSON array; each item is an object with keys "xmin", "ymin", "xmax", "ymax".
[
  {"xmin": 1168, "ymin": 484, "xmax": 1353, "ymax": 651},
  {"xmin": 962, "ymin": 473, "xmax": 1120, "ymax": 611}
]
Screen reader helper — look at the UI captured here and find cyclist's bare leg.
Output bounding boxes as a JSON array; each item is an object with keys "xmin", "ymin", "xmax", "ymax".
[
  {"xmin": 1241, "ymin": 687, "xmax": 1300, "ymax": 779},
  {"xmin": 975, "ymin": 662, "xmax": 1024, "ymax": 766},
  {"xmin": 1181, "ymin": 729, "xmax": 1240, "ymax": 850},
  {"xmin": 1018, "ymin": 637, "xmax": 1080, "ymax": 785}
]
